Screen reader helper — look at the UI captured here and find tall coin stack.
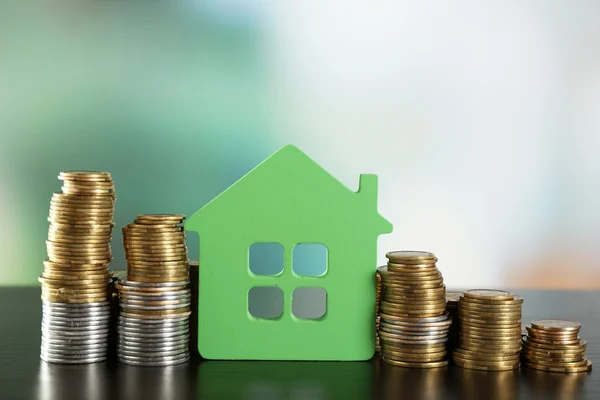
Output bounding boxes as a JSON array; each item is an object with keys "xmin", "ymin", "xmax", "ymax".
[
  {"xmin": 189, "ymin": 260, "xmax": 199, "ymax": 355},
  {"xmin": 39, "ymin": 171, "xmax": 116, "ymax": 364},
  {"xmin": 522, "ymin": 319, "xmax": 592, "ymax": 373},
  {"xmin": 453, "ymin": 289, "xmax": 522, "ymax": 371},
  {"xmin": 377, "ymin": 251, "xmax": 451, "ymax": 368},
  {"xmin": 117, "ymin": 214, "xmax": 191, "ymax": 366},
  {"xmin": 375, "ymin": 271, "xmax": 382, "ymax": 352}
]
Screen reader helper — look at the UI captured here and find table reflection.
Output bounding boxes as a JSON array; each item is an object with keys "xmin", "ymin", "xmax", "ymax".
[
  {"xmin": 197, "ymin": 360, "xmax": 373, "ymax": 400},
  {"xmin": 522, "ymin": 366, "xmax": 588, "ymax": 399},
  {"xmin": 454, "ymin": 367, "xmax": 519, "ymax": 400},
  {"xmin": 375, "ymin": 359, "xmax": 447, "ymax": 400}
]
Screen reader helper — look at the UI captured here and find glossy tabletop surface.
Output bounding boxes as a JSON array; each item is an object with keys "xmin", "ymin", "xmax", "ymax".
[{"xmin": 0, "ymin": 288, "xmax": 598, "ymax": 400}]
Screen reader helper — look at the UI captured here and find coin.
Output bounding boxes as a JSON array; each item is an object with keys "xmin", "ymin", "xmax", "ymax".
[
  {"xmin": 530, "ymin": 319, "xmax": 581, "ymax": 333},
  {"xmin": 523, "ymin": 360, "xmax": 592, "ymax": 373},
  {"xmin": 382, "ymin": 358, "xmax": 448, "ymax": 368},
  {"xmin": 454, "ymin": 358, "xmax": 519, "ymax": 371}
]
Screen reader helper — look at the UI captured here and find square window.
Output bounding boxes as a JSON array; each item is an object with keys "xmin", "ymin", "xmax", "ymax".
[
  {"xmin": 249, "ymin": 243, "xmax": 284, "ymax": 276},
  {"xmin": 292, "ymin": 243, "xmax": 327, "ymax": 277},
  {"xmin": 248, "ymin": 286, "xmax": 284, "ymax": 319},
  {"xmin": 292, "ymin": 287, "xmax": 327, "ymax": 320}
]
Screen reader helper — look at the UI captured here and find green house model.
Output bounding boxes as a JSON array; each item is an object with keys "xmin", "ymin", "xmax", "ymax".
[{"xmin": 185, "ymin": 145, "xmax": 392, "ymax": 360}]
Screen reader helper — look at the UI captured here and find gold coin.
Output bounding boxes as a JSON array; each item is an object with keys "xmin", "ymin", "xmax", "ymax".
[
  {"xmin": 525, "ymin": 336, "xmax": 581, "ymax": 346},
  {"xmin": 526, "ymin": 329, "xmax": 578, "ymax": 341},
  {"xmin": 48, "ymin": 257, "xmax": 113, "ymax": 265},
  {"xmin": 460, "ymin": 294, "xmax": 523, "ymax": 306},
  {"xmin": 459, "ymin": 342, "xmax": 521, "ymax": 353},
  {"xmin": 49, "ymin": 226, "xmax": 113, "ymax": 234},
  {"xmin": 523, "ymin": 359, "xmax": 591, "ymax": 373},
  {"xmin": 522, "ymin": 352, "xmax": 586, "ymax": 363},
  {"xmin": 58, "ymin": 171, "xmax": 112, "ymax": 181},
  {"xmin": 124, "ymin": 223, "xmax": 183, "ymax": 231},
  {"xmin": 49, "ymin": 205, "xmax": 114, "ymax": 214},
  {"xmin": 462, "ymin": 289, "xmax": 515, "ymax": 301},
  {"xmin": 382, "ymin": 358, "xmax": 448, "ymax": 368},
  {"xmin": 453, "ymin": 352, "xmax": 520, "ymax": 365},
  {"xmin": 382, "ymin": 351, "xmax": 446, "ymax": 362},
  {"xmin": 386, "ymin": 263, "xmax": 438, "ymax": 271},
  {"xmin": 126, "ymin": 268, "xmax": 189, "ymax": 277},
  {"xmin": 126, "ymin": 275, "xmax": 189, "ymax": 283},
  {"xmin": 453, "ymin": 358, "xmax": 519, "ymax": 371},
  {"xmin": 135, "ymin": 214, "xmax": 185, "ymax": 222},
  {"xmin": 458, "ymin": 304, "xmax": 522, "ymax": 314},
  {"xmin": 459, "ymin": 332, "xmax": 522, "ymax": 343},
  {"xmin": 446, "ymin": 292, "xmax": 460, "ymax": 303},
  {"xmin": 40, "ymin": 295, "xmax": 108, "ymax": 304},
  {"xmin": 126, "ymin": 260, "xmax": 189, "ymax": 268},
  {"xmin": 453, "ymin": 349, "xmax": 520, "ymax": 361},
  {"xmin": 522, "ymin": 337, "xmax": 586, "ymax": 351},
  {"xmin": 521, "ymin": 346, "xmax": 586, "ymax": 357},
  {"xmin": 530, "ymin": 319, "xmax": 581, "ymax": 333},
  {"xmin": 385, "ymin": 251, "xmax": 437, "ymax": 262}
]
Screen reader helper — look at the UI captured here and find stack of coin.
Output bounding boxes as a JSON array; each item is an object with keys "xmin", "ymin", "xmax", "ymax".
[
  {"xmin": 377, "ymin": 251, "xmax": 450, "ymax": 368},
  {"xmin": 117, "ymin": 214, "xmax": 191, "ymax": 366},
  {"xmin": 522, "ymin": 319, "xmax": 592, "ymax": 373},
  {"xmin": 189, "ymin": 260, "xmax": 199, "ymax": 355},
  {"xmin": 375, "ymin": 270, "xmax": 382, "ymax": 352},
  {"xmin": 39, "ymin": 171, "xmax": 116, "ymax": 364},
  {"xmin": 446, "ymin": 291, "xmax": 460, "ymax": 352},
  {"xmin": 453, "ymin": 289, "xmax": 522, "ymax": 371}
]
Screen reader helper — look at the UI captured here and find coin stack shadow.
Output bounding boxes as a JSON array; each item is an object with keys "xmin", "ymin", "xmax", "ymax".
[
  {"xmin": 39, "ymin": 171, "xmax": 116, "ymax": 364},
  {"xmin": 522, "ymin": 319, "xmax": 592, "ymax": 373},
  {"xmin": 453, "ymin": 289, "xmax": 522, "ymax": 371},
  {"xmin": 446, "ymin": 292, "xmax": 460, "ymax": 353},
  {"xmin": 377, "ymin": 251, "xmax": 451, "ymax": 368},
  {"xmin": 117, "ymin": 214, "xmax": 191, "ymax": 366},
  {"xmin": 189, "ymin": 260, "xmax": 199, "ymax": 356}
]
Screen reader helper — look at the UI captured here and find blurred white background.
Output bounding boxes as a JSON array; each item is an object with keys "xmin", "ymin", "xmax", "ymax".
[
  {"xmin": 257, "ymin": 1, "xmax": 600, "ymax": 288},
  {"xmin": 1, "ymin": 1, "xmax": 599, "ymax": 288}
]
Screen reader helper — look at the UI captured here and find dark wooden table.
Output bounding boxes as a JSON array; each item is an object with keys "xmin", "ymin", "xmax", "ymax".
[{"xmin": 0, "ymin": 288, "xmax": 598, "ymax": 400}]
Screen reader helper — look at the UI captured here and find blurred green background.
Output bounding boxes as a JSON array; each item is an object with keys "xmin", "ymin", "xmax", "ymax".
[{"xmin": 2, "ymin": 1, "xmax": 599, "ymax": 288}]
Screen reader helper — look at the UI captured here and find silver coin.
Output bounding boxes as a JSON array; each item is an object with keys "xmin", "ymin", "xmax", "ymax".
[
  {"xmin": 118, "ymin": 332, "xmax": 190, "ymax": 342},
  {"xmin": 379, "ymin": 321, "xmax": 452, "ymax": 333},
  {"xmin": 381, "ymin": 313, "xmax": 451, "ymax": 324},
  {"xmin": 380, "ymin": 326, "xmax": 450, "ymax": 336},
  {"xmin": 40, "ymin": 349, "xmax": 108, "ymax": 360},
  {"xmin": 118, "ymin": 315, "xmax": 189, "ymax": 324},
  {"xmin": 117, "ymin": 341, "xmax": 188, "ymax": 351},
  {"xmin": 41, "ymin": 319, "xmax": 110, "ymax": 329},
  {"xmin": 117, "ymin": 350, "xmax": 188, "ymax": 359},
  {"xmin": 41, "ymin": 354, "xmax": 107, "ymax": 364},
  {"xmin": 118, "ymin": 318, "xmax": 189, "ymax": 328},
  {"xmin": 120, "ymin": 312, "xmax": 190, "ymax": 320},
  {"xmin": 42, "ymin": 330, "xmax": 109, "ymax": 340},
  {"xmin": 118, "ymin": 320, "xmax": 189, "ymax": 329},
  {"xmin": 40, "ymin": 346, "xmax": 108, "ymax": 356},
  {"xmin": 118, "ymin": 336, "xmax": 189, "ymax": 346},
  {"xmin": 380, "ymin": 337, "xmax": 448, "ymax": 345},
  {"xmin": 43, "ymin": 311, "xmax": 111, "ymax": 319},
  {"xmin": 117, "ymin": 353, "xmax": 190, "ymax": 367},
  {"xmin": 41, "ymin": 324, "xmax": 109, "ymax": 334},
  {"xmin": 118, "ymin": 345, "xmax": 188, "ymax": 355},
  {"xmin": 118, "ymin": 279, "xmax": 190, "ymax": 288},
  {"xmin": 41, "ymin": 339, "xmax": 109, "ymax": 348},
  {"xmin": 42, "ymin": 315, "xmax": 111, "ymax": 325},
  {"xmin": 119, "ymin": 302, "xmax": 191, "ymax": 310},
  {"xmin": 41, "ymin": 340, "xmax": 108, "ymax": 350}
]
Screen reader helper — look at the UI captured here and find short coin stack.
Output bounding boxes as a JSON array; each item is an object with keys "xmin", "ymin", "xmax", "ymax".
[
  {"xmin": 377, "ymin": 251, "xmax": 451, "ymax": 368},
  {"xmin": 522, "ymin": 319, "xmax": 592, "ymax": 373},
  {"xmin": 375, "ymin": 271, "xmax": 382, "ymax": 352},
  {"xmin": 39, "ymin": 171, "xmax": 116, "ymax": 364},
  {"xmin": 116, "ymin": 214, "xmax": 191, "ymax": 366},
  {"xmin": 453, "ymin": 289, "xmax": 523, "ymax": 371}
]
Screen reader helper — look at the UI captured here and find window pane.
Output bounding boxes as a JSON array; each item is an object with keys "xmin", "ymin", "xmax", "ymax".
[
  {"xmin": 292, "ymin": 287, "xmax": 327, "ymax": 319},
  {"xmin": 292, "ymin": 243, "xmax": 327, "ymax": 276},
  {"xmin": 248, "ymin": 286, "xmax": 284, "ymax": 319},
  {"xmin": 249, "ymin": 242, "xmax": 284, "ymax": 276}
]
